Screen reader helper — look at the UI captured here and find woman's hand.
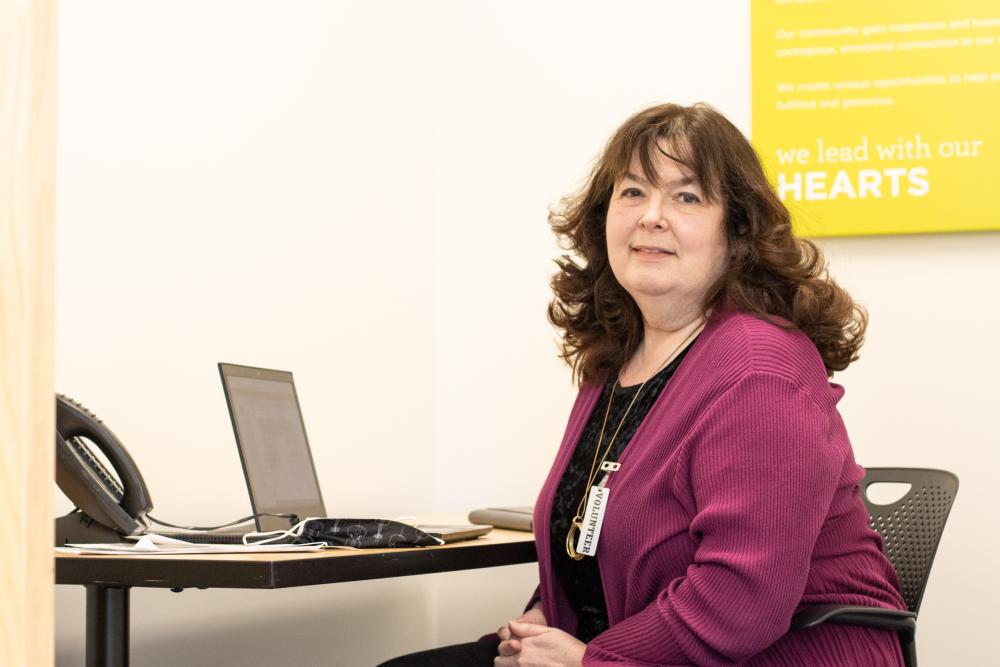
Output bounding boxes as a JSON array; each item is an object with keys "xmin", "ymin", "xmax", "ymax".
[
  {"xmin": 494, "ymin": 621, "xmax": 586, "ymax": 667},
  {"xmin": 497, "ymin": 605, "xmax": 546, "ymax": 654}
]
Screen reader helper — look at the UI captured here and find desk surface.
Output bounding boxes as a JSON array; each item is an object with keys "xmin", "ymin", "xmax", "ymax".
[{"xmin": 56, "ymin": 527, "xmax": 536, "ymax": 590}]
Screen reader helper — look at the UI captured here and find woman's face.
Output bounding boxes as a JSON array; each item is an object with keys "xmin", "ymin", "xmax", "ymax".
[{"xmin": 606, "ymin": 148, "xmax": 729, "ymax": 313}]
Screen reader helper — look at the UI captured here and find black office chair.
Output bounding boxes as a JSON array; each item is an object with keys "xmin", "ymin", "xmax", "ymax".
[{"xmin": 791, "ymin": 468, "xmax": 959, "ymax": 667}]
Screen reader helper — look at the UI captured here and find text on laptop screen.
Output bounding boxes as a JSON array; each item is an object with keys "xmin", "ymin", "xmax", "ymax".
[{"xmin": 226, "ymin": 374, "xmax": 325, "ymax": 528}]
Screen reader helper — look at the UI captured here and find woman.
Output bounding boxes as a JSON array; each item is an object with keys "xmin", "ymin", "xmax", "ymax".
[{"xmin": 383, "ymin": 102, "xmax": 906, "ymax": 666}]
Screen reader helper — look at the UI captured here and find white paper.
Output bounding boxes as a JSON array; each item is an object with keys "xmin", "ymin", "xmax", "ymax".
[{"xmin": 55, "ymin": 533, "xmax": 336, "ymax": 555}]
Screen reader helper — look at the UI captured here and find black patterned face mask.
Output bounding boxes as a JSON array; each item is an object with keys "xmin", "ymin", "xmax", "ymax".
[{"xmin": 295, "ymin": 518, "xmax": 443, "ymax": 548}]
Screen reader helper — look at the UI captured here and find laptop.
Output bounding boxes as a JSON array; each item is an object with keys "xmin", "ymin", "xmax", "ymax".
[{"xmin": 152, "ymin": 363, "xmax": 489, "ymax": 545}]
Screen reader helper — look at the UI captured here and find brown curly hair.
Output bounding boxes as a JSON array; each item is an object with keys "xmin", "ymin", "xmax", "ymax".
[{"xmin": 547, "ymin": 102, "xmax": 867, "ymax": 385}]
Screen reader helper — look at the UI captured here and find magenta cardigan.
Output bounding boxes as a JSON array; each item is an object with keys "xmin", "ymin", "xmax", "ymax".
[{"xmin": 529, "ymin": 308, "xmax": 906, "ymax": 666}]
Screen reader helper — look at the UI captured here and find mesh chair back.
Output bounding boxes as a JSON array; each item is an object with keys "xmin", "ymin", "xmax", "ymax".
[{"xmin": 861, "ymin": 468, "xmax": 958, "ymax": 614}]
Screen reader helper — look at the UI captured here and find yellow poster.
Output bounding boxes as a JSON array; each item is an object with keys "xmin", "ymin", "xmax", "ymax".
[{"xmin": 751, "ymin": 0, "xmax": 1000, "ymax": 236}]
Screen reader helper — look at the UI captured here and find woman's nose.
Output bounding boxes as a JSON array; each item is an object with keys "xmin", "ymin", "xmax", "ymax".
[{"xmin": 638, "ymin": 197, "xmax": 668, "ymax": 230}]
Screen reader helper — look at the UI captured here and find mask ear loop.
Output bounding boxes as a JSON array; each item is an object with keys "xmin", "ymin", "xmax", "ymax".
[{"xmin": 243, "ymin": 517, "xmax": 327, "ymax": 546}]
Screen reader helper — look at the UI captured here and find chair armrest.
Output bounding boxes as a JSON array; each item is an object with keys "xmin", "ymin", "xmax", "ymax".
[{"xmin": 792, "ymin": 604, "xmax": 916, "ymax": 633}]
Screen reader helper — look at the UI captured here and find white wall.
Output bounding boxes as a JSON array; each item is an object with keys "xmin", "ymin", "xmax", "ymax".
[
  {"xmin": 816, "ymin": 232, "xmax": 999, "ymax": 667},
  {"xmin": 55, "ymin": 1, "xmax": 992, "ymax": 665}
]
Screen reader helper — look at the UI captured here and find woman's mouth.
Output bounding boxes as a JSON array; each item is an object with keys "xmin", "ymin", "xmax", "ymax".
[{"xmin": 631, "ymin": 245, "xmax": 674, "ymax": 257}]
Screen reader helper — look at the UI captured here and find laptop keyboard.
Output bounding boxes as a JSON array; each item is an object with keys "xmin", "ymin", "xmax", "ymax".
[
  {"xmin": 152, "ymin": 531, "xmax": 249, "ymax": 544},
  {"xmin": 151, "ymin": 531, "xmax": 299, "ymax": 545}
]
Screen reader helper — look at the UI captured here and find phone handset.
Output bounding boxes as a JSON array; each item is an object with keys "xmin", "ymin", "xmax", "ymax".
[{"xmin": 55, "ymin": 394, "xmax": 153, "ymax": 539}]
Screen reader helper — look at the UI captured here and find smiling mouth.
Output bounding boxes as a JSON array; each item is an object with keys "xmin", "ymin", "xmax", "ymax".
[{"xmin": 631, "ymin": 245, "xmax": 675, "ymax": 255}]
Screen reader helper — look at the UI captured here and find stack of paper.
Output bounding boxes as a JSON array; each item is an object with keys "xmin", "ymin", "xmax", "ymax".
[{"xmin": 56, "ymin": 533, "xmax": 334, "ymax": 555}]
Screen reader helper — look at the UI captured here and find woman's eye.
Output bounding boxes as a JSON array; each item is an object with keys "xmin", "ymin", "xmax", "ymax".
[
  {"xmin": 677, "ymin": 192, "xmax": 701, "ymax": 204},
  {"xmin": 621, "ymin": 187, "xmax": 643, "ymax": 198}
]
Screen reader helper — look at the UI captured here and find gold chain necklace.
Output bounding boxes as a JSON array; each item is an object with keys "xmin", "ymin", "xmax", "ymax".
[{"xmin": 565, "ymin": 319, "xmax": 705, "ymax": 560}]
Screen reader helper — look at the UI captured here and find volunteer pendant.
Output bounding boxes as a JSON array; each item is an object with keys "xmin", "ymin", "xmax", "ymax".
[
  {"xmin": 573, "ymin": 485, "xmax": 610, "ymax": 558},
  {"xmin": 566, "ymin": 516, "xmax": 585, "ymax": 560}
]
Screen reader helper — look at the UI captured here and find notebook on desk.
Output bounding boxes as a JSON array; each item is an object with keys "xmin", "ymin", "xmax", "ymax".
[
  {"xmin": 150, "ymin": 363, "xmax": 490, "ymax": 545},
  {"xmin": 468, "ymin": 506, "xmax": 533, "ymax": 532}
]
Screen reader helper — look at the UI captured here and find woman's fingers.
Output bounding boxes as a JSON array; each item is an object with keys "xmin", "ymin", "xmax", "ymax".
[
  {"xmin": 495, "ymin": 607, "xmax": 543, "ymax": 658},
  {"xmin": 508, "ymin": 620, "xmax": 549, "ymax": 638},
  {"xmin": 497, "ymin": 639, "xmax": 521, "ymax": 658},
  {"xmin": 522, "ymin": 608, "xmax": 546, "ymax": 626},
  {"xmin": 497, "ymin": 638, "xmax": 521, "ymax": 656}
]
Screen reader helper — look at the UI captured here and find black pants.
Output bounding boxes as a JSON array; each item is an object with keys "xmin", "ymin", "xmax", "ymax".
[{"xmin": 378, "ymin": 636, "xmax": 500, "ymax": 666}]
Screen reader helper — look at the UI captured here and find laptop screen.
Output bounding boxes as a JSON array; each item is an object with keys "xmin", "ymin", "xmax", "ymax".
[{"xmin": 219, "ymin": 364, "xmax": 326, "ymax": 532}]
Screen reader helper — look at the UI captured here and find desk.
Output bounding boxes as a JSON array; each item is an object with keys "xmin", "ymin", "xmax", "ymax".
[{"xmin": 56, "ymin": 527, "xmax": 536, "ymax": 667}]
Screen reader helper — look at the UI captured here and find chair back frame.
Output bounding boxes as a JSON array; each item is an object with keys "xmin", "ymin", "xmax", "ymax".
[{"xmin": 860, "ymin": 467, "xmax": 959, "ymax": 614}]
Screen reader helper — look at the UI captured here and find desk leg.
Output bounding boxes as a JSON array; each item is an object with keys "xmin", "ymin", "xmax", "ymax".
[{"xmin": 85, "ymin": 585, "xmax": 130, "ymax": 667}]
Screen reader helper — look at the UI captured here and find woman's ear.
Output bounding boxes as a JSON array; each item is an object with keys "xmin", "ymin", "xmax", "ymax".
[
  {"xmin": 727, "ymin": 219, "xmax": 748, "ymax": 258},
  {"xmin": 729, "ymin": 229, "xmax": 749, "ymax": 260}
]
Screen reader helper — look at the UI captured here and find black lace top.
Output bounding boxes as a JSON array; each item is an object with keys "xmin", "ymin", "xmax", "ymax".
[{"xmin": 549, "ymin": 345, "xmax": 690, "ymax": 642}]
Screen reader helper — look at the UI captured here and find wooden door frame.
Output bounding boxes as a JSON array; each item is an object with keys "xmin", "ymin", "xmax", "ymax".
[{"xmin": 1, "ymin": 1, "xmax": 58, "ymax": 665}]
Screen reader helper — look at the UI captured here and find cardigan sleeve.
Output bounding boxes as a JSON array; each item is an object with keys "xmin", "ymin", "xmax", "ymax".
[{"xmin": 584, "ymin": 371, "xmax": 845, "ymax": 666}]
